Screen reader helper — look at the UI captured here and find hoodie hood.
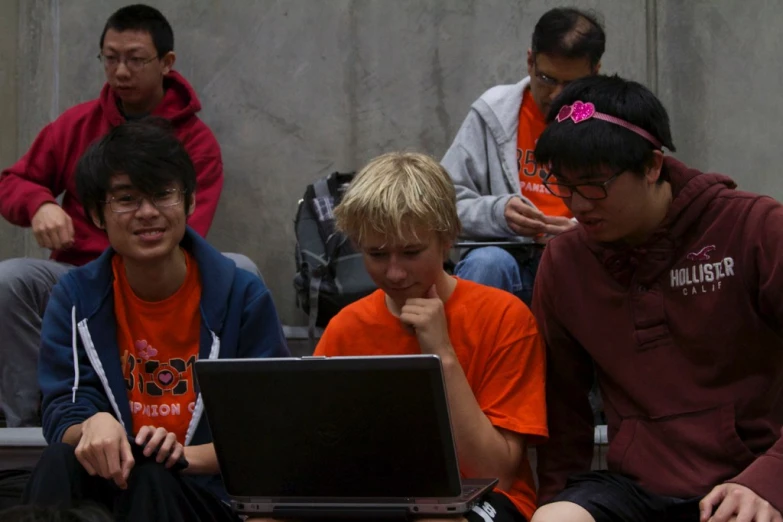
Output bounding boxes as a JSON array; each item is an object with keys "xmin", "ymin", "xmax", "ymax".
[
  {"xmin": 663, "ymin": 157, "xmax": 737, "ymax": 236},
  {"xmin": 69, "ymin": 227, "xmax": 234, "ymax": 331},
  {"xmin": 472, "ymin": 77, "xmax": 531, "ymax": 152},
  {"xmin": 100, "ymin": 70, "xmax": 202, "ymax": 126}
]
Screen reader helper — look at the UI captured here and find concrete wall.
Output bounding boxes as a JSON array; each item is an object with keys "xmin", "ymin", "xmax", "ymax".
[
  {"xmin": 657, "ymin": 0, "xmax": 783, "ymax": 197},
  {"xmin": 0, "ymin": 0, "xmax": 779, "ymax": 324},
  {"xmin": 0, "ymin": 0, "xmax": 24, "ymax": 257}
]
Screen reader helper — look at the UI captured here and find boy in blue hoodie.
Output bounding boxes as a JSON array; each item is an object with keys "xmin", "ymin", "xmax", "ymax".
[{"xmin": 22, "ymin": 119, "xmax": 289, "ymax": 521}]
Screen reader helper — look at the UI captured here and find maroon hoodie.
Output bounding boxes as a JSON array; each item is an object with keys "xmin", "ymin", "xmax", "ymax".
[
  {"xmin": 533, "ymin": 157, "xmax": 783, "ymax": 511},
  {"xmin": 0, "ymin": 71, "xmax": 223, "ymax": 266}
]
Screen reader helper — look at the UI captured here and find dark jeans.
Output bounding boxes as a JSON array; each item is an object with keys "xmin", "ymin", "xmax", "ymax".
[
  {"xmin": 22, "ymin": 443, "xmax": 239, "ymax": 522},
  {"xmin": 454, "ymin": 245, "xmax": 543, "ymax": 306}
]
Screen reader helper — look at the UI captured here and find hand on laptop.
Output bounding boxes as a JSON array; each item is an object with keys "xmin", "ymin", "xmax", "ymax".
[
  {"xmin": 75, "ymin": 412, "xmax": 135, "ymax": 490},
  {"xmin": 401, "ymin": 285, "xmax": 455, "ymax": 360},
  {"xmin": 135, "ymin": 425, "xmax": 185, "ymax": 469}
]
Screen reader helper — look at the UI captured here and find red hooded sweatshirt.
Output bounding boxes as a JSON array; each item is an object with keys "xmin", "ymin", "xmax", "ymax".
[
  {"xmin": 533, "ymin": 157, "xmax": 783, "ymax": 511},
  {"xmin": 0, "ymin": 71, "xmax": 223, "ymax": 266}
]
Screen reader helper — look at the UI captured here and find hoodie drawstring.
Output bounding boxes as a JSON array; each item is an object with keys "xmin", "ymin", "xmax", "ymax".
[{"xmin": 71, "ymin": 306, "xmax": 80, "ymax": 403}]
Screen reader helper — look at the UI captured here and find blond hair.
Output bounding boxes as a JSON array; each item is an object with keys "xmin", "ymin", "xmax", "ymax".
[{"xmin": 334, "ymin": 152, "xmax": 461, "ymax": 246}]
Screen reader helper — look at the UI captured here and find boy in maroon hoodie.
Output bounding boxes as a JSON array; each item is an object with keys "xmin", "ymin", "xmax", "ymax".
[
  {"xmin": 0, "ymin": 5, "xmax": 255, "ymax": 427},
  {"xmin": 529, "ymin": 75, "xmax": 783, "ymax": 522}
]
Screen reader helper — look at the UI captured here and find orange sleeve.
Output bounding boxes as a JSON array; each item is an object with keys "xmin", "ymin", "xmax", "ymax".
[
  {"xmin": 313, "ymin": 313, "xmax": 350, "ymax": 357},
  {"xmin": 313, "ymin": 327, "xmax": 334, "ymax": 356},
  {"xmin": 475, "ymin": 307, "xmax": 548, "ymax": 444}
]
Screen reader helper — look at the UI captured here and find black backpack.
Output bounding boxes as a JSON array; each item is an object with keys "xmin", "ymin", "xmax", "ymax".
[{"xmin": 293, "ymin": 172, "xmax": 376, "ymax": 343}]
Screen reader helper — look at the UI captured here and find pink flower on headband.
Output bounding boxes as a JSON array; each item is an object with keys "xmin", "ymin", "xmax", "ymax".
[{"xmin": 554, "ymin": 100, "xmax": 663, "ymax": 149}]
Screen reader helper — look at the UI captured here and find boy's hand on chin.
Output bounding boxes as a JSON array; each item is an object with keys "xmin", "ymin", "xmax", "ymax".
[{"xmin": 401, "ymin": 285, "xmax": 456, "ymax": 359}]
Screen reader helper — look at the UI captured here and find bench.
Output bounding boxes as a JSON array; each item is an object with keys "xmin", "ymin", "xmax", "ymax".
[
  {"xmin": 0, "ymin": 425, "xmax": 610, "ymax": 473},
  {"xmin": 0, "ymin": 428, "xmax": 46, "ymax": 471},
  {"xmin": 0, "ymin": 328, "xmax": 611, "ymax": 472}
]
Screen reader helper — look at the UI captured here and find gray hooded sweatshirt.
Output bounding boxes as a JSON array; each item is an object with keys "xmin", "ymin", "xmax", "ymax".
[{"xmin": 441, "ymin": 77, "xmax": 539, "ymax": 240}]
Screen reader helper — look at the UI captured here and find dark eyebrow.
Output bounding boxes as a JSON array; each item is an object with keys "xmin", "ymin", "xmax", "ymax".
[
  {"xmin": 109, "ymin": 183, "xmax": 135, "ymax": 191},
  {"xmin": 102, "ymin": 44, "xmax": 147, "ymax": 53}
]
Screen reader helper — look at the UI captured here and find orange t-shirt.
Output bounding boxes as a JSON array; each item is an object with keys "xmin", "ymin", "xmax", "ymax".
[
  {"xmin": 113, "ymin": 250, "xmax": 202, "ymax": 444},
  {"xmin": 517, "ymin": 88, "xmax": 572, "ymax": 218},
  {"xmin": 314, "ymin": 278, "xmax": 548, "ymax": 521}
]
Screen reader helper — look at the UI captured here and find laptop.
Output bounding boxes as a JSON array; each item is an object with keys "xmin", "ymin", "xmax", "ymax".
[
  {"xmin": 195, "ymin": 355, "xmax": 497, "ymax": 519},
  {"xmin": 454, "ymin": 237, "xmax": 538, "ymax": 249}
]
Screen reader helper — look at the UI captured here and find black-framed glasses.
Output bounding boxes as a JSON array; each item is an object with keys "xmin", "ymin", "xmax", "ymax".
[
  {"xmin": 103, "ymin": 188, "xmax": 184, "ymax": 213},
  {"xmin": 97, "ymin": 54, "xmax": 158, "ymax": 72},
  {"xmin": 542, "ymin": 170, "xmax": 626, "ymax": 200}
]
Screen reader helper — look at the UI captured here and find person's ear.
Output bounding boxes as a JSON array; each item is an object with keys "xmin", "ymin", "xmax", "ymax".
[
  {"xmin": 440, "ymin": 237, "xmax": 453, "ymax": 262},
  {"xmin": 527, "ymin": 49, "xmax": 535, "ymax": 76},
  {"xmin": 187, "ymin": 192, "xmax": 196, "ymax": 216},
  {"xmin": 160, "ymin": 51, "xmax": 176, "ymax": 75},
  {"xmin": 89, "ymin": 209, "xmax": 105, "ymax": 229},
  {"xmin": 646, "ymin": 150, "xmax": 665, "ymax": 185}
]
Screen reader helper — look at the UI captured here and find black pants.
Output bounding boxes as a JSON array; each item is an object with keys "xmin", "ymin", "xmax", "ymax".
[
  {"xmin": 546, "ymin": 471, "xmax": 702, "ymax": 522},
  {"xmin": 22, "ymin": 442, "xmax": 239, "ymax": 522}
]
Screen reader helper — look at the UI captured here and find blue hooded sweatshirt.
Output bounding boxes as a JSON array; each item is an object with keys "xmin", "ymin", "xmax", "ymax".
[{"xmin": 38, "ymin": 227, "xmax": 289, "ymax": 498}]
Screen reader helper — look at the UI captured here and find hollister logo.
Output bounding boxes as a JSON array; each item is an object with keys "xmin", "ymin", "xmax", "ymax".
[
  {"xmin": 671, "ymin": 245, "xmax": 735, "ymax": 295},
  {"xmin": 686, "ymin": 245, "xmax": 716, "ymax": 261}
]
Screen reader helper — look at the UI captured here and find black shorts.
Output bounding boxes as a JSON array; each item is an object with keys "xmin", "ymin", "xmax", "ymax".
[
  {"xmin": 544, "ymin": 471, "xmax": 703, "ymax": 522},
  {"xmin": 465, "ymin": 491, "xmax": 527, "ymax": 522}
]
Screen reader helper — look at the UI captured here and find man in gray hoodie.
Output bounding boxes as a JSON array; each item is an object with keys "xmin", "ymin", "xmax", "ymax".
[{"xmin": 442, "ymin": 7, "xmax": 605, "ymax": 305}]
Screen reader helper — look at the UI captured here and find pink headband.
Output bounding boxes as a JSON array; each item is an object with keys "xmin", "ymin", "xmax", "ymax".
[{"xmin": 556, "ymin": 101, "xmax": 663, "ymax": 149}]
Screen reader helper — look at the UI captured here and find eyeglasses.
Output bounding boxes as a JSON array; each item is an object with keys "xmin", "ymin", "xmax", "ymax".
[
  {"xmin": 542, "ymin": 170, "xmax": 626, "ymax": 200},
  {"xmin": 97, "ymin": 54, "xmax": 158, "ymax": 72},
  {"xmin": 534, "ymin": 69, "xmax": 571, "ymax": 88},
  {"xmin": 103, "ymin": 188, "xmax": 184, "ymax": 213},
  {"xmin": 532, "ymin": 55, "xmax": 595, "ymax": 88}
]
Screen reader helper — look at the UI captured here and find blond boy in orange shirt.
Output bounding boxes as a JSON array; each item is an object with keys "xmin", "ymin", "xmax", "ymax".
[{"xmin": 313, "ymin": 152, "xmax": 548, "ymax": 522}]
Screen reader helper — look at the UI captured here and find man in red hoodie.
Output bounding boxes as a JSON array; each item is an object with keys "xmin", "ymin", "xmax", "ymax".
[
  {"xmin": 0, "ymin": 5, "xmax": 254, "ymax": 427},
  {"xmin": 530, "ymin": 75, "xmax": 783, "ymax": 522}
]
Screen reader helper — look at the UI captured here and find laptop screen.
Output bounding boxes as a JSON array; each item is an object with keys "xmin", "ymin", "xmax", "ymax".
[{"xmin": 196, "ymin": 356, "xmax": 463, "ymax": 499}]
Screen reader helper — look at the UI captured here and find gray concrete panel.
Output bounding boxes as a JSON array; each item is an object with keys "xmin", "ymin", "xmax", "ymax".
[
  {"xmin": 6, "ymin": 0, "xmax": 648, "ymax": 323},
  {"xmin": 657, "ymin": 0, "xmax": 783, "ymax": 198},
  {"xmin": 0, "ymin": 0, "xmax": 23, "ymax": 260}
]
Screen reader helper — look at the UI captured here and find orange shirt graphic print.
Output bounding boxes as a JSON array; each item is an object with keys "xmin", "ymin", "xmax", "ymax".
[
  {"xmin": 112, "ymin": 251, "xmax": 202, "ymax": 443},
  {"xmin": 517, "ymin": 89, "xmax": 572, "ymax": 219}
]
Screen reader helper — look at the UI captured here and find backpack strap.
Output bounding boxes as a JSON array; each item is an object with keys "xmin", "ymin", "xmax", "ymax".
[
  {"xmin": 313, "ymin": 177, "xmax": 331, "ymax": 199},
  {"xmin": 302, "ymin": 172, "xmax": 356, "ymax": 341},
  {"xmin": 307, "ymin": 273, "xmax": 322, "ymax": 351},
  {"xmin": 310, "ymin": 178, "xmax": 337, "ymax": 244}
]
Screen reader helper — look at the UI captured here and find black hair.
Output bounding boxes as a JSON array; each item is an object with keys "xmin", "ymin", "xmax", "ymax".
[
  {"xmin": 535, "ymin": 74, "xmax": 676, "ymax": 179},
  {"xmin": 531, "ymin": 7, "xmax": 606, "ymax": 68},
  {"xmin": 76, "ymin": 117, "xmax": 196, "ymax": 226},
  {"xmin": 99, "ymin": 4, "xmax": 174, "ymax": 57},
  {"xmin": 0, "ymin": 504, "xmax": 113, "ymax": 522}
]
